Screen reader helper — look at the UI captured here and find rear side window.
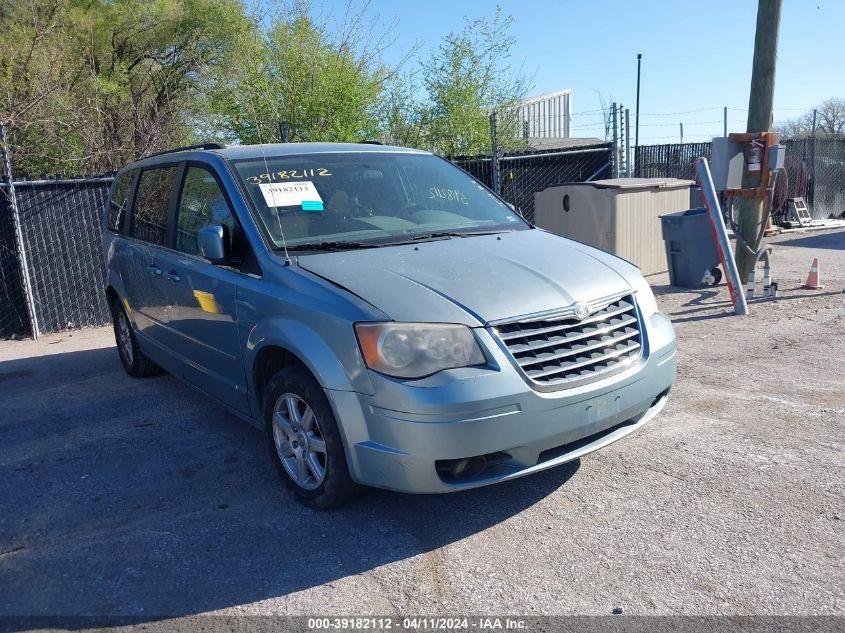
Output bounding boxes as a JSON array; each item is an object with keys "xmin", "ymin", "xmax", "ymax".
[
  {"xmin": 132, "ymin": 167, "xmax": 178, "ymax": 246},
  {"xmin": 175, "ymin": 167, "xmax": 238, "ymax": 257},
  {"xmin": 106, "ymin": 170, "xmax": 135, "ymax": 232}
]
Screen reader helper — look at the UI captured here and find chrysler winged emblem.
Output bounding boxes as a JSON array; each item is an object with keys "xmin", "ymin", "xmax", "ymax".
[{"xmin": 573, "ymin": 302, "xmax": 590, "ymax": 320}]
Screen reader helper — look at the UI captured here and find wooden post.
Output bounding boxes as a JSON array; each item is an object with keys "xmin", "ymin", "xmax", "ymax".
[{"xmin": 734, "ymin": 0, "xmax": 783, "ymax": 279}]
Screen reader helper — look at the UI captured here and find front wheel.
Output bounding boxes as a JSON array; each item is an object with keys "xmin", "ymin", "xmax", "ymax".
[{"xmin": 264, "ymin": 365, "xmax": 362, "ymax": 509}]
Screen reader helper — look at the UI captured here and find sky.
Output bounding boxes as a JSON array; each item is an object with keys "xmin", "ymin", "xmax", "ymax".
[{"xmin": 321, "ymin": 0, "xmax": 845, "ymax": 144}]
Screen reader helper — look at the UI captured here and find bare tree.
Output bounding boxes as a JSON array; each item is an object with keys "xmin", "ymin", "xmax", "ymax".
[
  {"xmin": 595, "ymin": 91, "xmax": 614, "ymax": 142},
  {"xmin": 816, "ymin": 97, "xmax": 845, "ymax": 135},
  {"xmin": 775, "ymin": 97, "xmax": 845, "ymax": 139}
]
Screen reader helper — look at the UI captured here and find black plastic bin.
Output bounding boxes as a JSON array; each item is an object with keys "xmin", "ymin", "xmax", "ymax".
[{"xmin": 661, "ymin": 208, "xmax": 721, "ymax": 289}]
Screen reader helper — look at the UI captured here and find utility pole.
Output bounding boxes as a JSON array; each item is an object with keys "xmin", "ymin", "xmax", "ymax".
[
  {"xmin": 723, "ymin": 106, "xmax": 728, "ymax": 137},
  {"xmin": 635, "ymin": 53, "xmax": 642, "ymax": 176},
  {"xmin": 680, "ymin": 122, "xmax": 684, "ymax": 144},
  {"xmin": 734, "ymin": 0, "xmax": 782, "ymax": 280}
]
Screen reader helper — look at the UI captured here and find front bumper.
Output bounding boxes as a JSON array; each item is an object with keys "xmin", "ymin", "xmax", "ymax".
[{"xmin": 327, "ymin": 312, "xmax": 677, "ymax": 494}]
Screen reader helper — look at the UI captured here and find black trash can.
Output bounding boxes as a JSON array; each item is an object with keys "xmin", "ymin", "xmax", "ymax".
[{"xmin": 661, "ymin": 208, "xmax": 721, "ymax": 289}]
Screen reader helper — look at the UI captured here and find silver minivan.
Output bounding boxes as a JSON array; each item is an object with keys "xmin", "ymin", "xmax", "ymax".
[{"xmin": 102, "ymin": 142, "xmax": 677, "ymax": 508}]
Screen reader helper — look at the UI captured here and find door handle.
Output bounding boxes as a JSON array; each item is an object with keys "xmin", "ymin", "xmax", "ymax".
[
  {"xmin": 147, "ymin": 264, "xmax": 161, "ymax": 276},
  {"xmin": 166, "ymin": 271, "xmax": 181, "ymax": 283}
]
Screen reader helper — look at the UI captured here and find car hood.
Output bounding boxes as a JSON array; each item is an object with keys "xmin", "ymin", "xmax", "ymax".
[{"xmin": 296, "ymin": 229, "xmax": 637, "ymax": 326}]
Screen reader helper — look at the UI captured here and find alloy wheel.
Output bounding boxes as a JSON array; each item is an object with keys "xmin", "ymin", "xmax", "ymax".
[
  {"xmin": 271, "ymin": 393, "xmax": 328, "ymax": 490},
  {"xmin": 117, "ymin": 311, "xmax": 133, "ymax": 365}
]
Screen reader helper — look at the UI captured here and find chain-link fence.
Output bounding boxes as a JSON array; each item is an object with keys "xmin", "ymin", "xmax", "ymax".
[
  {"xmin": 451, "ymin": 144, "xmax": 613, "ymax": 223},
  {"xmin": 0, "ymin": 163, "xmax": 114, "ymax": 339},
  {"xmin": 780, "ymin": 137, "xmax": 845, "ymax": 221},
  {"xmin": 0, "ymin": 186, "xmax": 30, "ymax": 339},
  {"xmin": 635, "ymin": 138, "xmax": 845, "ymax": 222},
  {"xmin": 634, "ymin": 143, "xmax": 711, "ymax": 181}
]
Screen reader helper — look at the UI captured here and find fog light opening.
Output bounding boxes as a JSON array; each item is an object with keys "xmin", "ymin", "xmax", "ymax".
[{"xmin": 451, "ymin": 456, "xmax": 487, "ymax": 480}]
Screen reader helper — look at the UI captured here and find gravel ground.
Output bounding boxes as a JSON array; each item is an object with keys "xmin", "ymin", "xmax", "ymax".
[{"xmin": 0, "ymin": 228, "xmax": 843, "ymax": 620}]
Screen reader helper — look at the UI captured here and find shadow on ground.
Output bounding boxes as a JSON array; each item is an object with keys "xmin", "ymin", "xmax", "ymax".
[
  {"xmin": 0, "ymin": 346, "xmax": 578, "ymax": 623},
  {"xmin": 650, "ymin": 279, "xmax": 844, "ymax": 324},
  {"xmin": 776, "ymin": 231, "xmax": 845, "ymax": 251}
]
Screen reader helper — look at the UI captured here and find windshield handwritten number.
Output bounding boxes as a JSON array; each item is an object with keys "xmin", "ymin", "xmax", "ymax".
[
  {"xmin": 247, "ymin": 168, "xmax": 332, "ymax": 184},
  {"xmin": 429, "ymin": 187, "xmax": 468, "ymax": 205}
]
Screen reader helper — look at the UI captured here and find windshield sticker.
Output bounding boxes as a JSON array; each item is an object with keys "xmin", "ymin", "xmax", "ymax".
[
  {"xmin": 260, "ymin": 181, "xmax": 324, "ymax": 210},
  {"xmin": 247, "ymin": 168, "xmax": 332, "ymax": 184},
  {"xmin": 429, "ymin": 187, "xmax": 468, "ymax": 205}
]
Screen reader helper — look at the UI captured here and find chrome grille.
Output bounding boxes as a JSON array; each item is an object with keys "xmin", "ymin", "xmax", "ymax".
[{"xmin": 493, "ymin": 296, "xmax": 643, "ymax": 387}]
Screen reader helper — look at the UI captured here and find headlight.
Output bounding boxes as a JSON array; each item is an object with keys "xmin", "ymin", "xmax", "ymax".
[
  {"xmin": 631, "ymin": 275, "xmax": 659, "ymax": 317},
  {"xmin": 355, "ymin": 322, "xmax": 486, "ymax": 379}
]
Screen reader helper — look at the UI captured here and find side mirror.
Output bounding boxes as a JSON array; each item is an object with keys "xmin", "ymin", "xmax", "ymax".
[{"xmin": 197, "ymin": 224, "xmax": 227, "ymax": 263}]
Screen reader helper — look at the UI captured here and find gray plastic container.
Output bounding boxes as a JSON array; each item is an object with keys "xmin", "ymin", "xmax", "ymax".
[{"xmin": 660, "ymin": 208, "xmax": 721, "ymax": 289}]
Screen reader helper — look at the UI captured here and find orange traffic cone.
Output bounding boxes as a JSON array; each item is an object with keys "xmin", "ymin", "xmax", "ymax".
[{"xmin": 802, "ymin": 257, "xmax": 824, "ymax": 290}]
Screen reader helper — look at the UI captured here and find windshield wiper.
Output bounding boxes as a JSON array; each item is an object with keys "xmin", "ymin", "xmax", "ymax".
[
  {"xmin": 286, "ymin": 240, "xmax": 382, "ymax": 252},
  {"xmin": 396, "ymin": 229, "xmax": 512, "ymax": 244},
  {"xmin": 284, "ymin": 230, "xmax": 512, "ymax": 252}
]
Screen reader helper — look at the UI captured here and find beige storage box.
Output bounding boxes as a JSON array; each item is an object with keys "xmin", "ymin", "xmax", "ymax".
[{"xmin": 533, "ymin": 178, "xmax": 694, "ymax": 275}]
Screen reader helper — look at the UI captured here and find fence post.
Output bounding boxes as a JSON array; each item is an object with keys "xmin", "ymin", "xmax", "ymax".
[
  {"xmin": 809, "ymin": 109, "xmax": 817, "ymax": 209},
  {"xmin": 625, "ymin": 108, "xmax": 632, "ymax": 178},
  {"xmin": 618, "ymin": 104, "xmax": 625, "ymax": 177},
  {"xmin": 489, "ymin": 111, "xmax": 500, "ymax": 195},
  {"xmin": 0, "ymin": 123, "xmax": 40, "ymax": 339},
  {"xmin": 611, "ymin": 102, "xmax": 618, "ymax": 178}
]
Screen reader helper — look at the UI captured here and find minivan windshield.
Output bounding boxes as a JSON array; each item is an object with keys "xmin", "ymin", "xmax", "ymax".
[{"xmin": 232, "ymin": 152, "xmax": 529, "ymax": 250}]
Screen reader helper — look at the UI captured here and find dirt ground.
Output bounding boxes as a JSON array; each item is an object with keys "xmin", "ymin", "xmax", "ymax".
[{"xmin": 0, "ymin": 228, "xmax": 842, "ymax": 621}]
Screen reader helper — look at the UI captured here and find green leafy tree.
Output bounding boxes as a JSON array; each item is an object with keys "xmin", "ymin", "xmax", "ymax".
[
  {"xmin": 375, "ymin": 71, "xmax": 426, "ymax": 147},
  {"xmin": 1, "ymin": 0, "xmax": 532, "ymax": 173},
  {"xmin": 420, "ymin": 7, "xmax": 529, "ymax": 156},
  {"xmin": 0, "ymin": 0, "xmax": 82, "ymax": 174},
  {"xmin": 1, "ymin": 0, "xmax": 248, "ymax": 175},
  {"xmin": 205, "ymin": 3, "xmax": 397, "ymax": 144}
]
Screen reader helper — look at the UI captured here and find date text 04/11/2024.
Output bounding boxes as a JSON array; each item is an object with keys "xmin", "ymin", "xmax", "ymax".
[{"xmin": 307, "ymin": 617, "xmax": 528, "ymax": 631}]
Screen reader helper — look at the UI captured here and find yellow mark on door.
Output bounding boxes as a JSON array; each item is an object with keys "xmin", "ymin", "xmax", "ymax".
[
  {"xmin": 193, "ymin": 290, "xmax": 221, "ymax": 314},
  {"xmin": 122, "ymin": 297, "xmax": 132, "ymax": 314}
]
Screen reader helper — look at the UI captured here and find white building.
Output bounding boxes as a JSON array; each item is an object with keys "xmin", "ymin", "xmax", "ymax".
[{"xmin": 517, "ymin": 89, "xmax": 572, "ymax": 139}]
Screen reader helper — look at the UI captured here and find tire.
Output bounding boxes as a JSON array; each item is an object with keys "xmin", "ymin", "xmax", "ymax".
[
  {"xmin": 710, "ymin": 266, "xmax": 723, "ymax": 285},
  {"xmin": 110, "ymin": 298, "xmax": 162, "ymax": 378},
  {"xmin": 263, "ymin": 365, "xmax": 362, "ymax": 509}
]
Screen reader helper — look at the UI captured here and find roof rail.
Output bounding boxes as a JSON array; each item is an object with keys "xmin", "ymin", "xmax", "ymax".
[
  {"xmin": 359, "ymin": 140, "xmax": 383, "ymax": 145},
  {"xmin": 141, "ymin": 142, "xmax": 227, "ymax": 160}
]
